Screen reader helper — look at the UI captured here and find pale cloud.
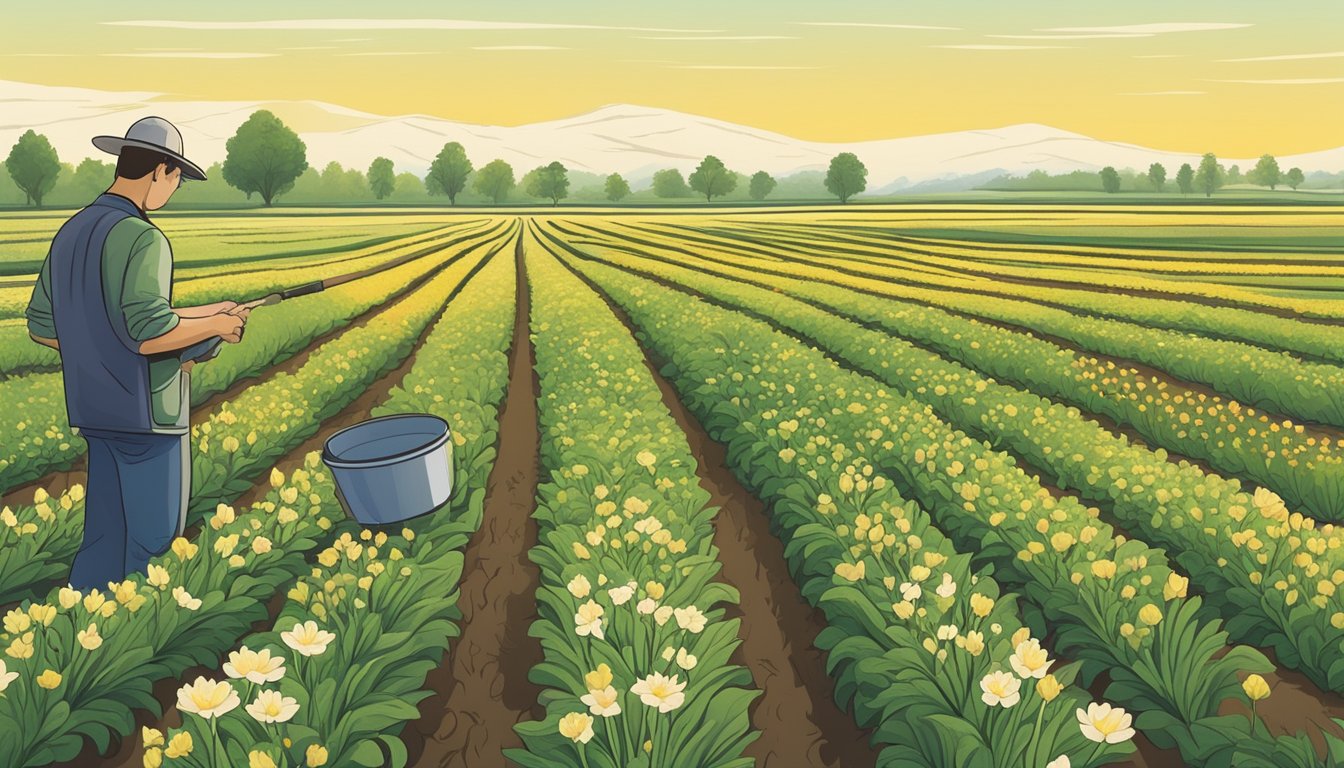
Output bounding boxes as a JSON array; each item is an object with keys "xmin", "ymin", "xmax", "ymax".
[
  {"xmin": 988, "ymin": 34, "xmax": 1151, "ymax": 40},
  {"xmin": 1219, "ymin": 51, "xmax": 1344, "ymax": 62},
  {"xmin": 104, "ymin": 18, "xmax": 715, "ymax": 33},
  {"xmin": 3, "ymin": 53, "xmax": 77, "ymax": 57},
  {"xmin": 279, "ymin": 46, "xmax": 338, "ymax": 50},
  {"xmin": 1040, "ymin": 23, "xmax": 1250, "ymax": 34},
  {"xmin": 667, "ymin": 64, "xmax": 821, "ymax": 70},
  {"xmin": 472, "ymin": 45, "xmax": 569, "ymax": 51},
  {"xmin": 1119, "ymin": 90, "xmax": 1206, "ymax": 96},
  {"xmin": 792, "ymin": 22, "xmax": 959, "ymax": 31},
  {"xmin": 637, "ymin": 36, "xmax": 798, "ymax": 41},
  {"xmin": 932, "ymin": 44, "xmax": 1073, "ymax": 51},
  {"xmin": 1209, "ymin": 77, "xmax": 1344, "ymax": 85},
  {"xmin": 1134, "ymin": 54, "xmax": 1185, "ymax": 59},
  {"xmin": 338, "ymin": 51, "xmax": 438, "ymax": 57},
  {"xmin": 328, "ymin": 38, "xmax": 371, "ymax": 42},
  {"xmin": 103, "ymin": 52, "xmax": 279, "ymax": 59}
]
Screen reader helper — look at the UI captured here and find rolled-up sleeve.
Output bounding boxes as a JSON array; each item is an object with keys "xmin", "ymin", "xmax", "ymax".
[
  {"xmin": 121, "ymin": 228, "xmax": 180, "ymax": 342},
  {"xmin": 25, "ymin": 253, "xmax": 58, "ymax": 339}
]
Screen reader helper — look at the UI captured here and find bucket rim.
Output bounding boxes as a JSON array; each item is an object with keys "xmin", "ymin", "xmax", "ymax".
[{"xmin": 320, "ymin": 412, "xmax": 452, "ymax": 469}]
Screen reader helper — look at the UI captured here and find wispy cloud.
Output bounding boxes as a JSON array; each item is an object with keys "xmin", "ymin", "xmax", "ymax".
[
  {"xmin": 988, "ymin": 33, "xmax": 1150, "ymax": 40},
  {"xmin": 103, "ymin": 52, "xmax": 278, "ymax": 58},
  {"xmin": 3, "ymin": 53, "xmax": 76, "ymax": 57},
  {"xmin": 932, "ymin": 44, "xmax": 1073, "ymax": 51},
  {"xmin": 337, "ymin": 51, "xmax": 437, "ymax": 57},
  {"xmin": 104, "ymin": 18, "xmax": 716, "ymax": 33},
  {"xmin": 1040, "ymin": 23, "xmax": 1250, "ymax": 34},
  {"xmin": 1209, "ymin": 77, "xmax": 1344, "ymax": 85},
  {"xmin": 1119, "ymin": 90, "xmax": 1206, "ymax": 96},
  {"xmin": 279, "ymin": 46, "xmax": 337, "ymax": 50},
  {"xmin": 792, "ymin": 21, "xmax": 959, "ymax": 31},
  {"xmin": 1219, "ymin": 51, "xmax": 1344, "ymax": 62},
  {"xmin": 1134, "ymin": 54, "xmax": 1185, "ymax": 58},
  {"xmin": 471, "ymin": 45, "xmax": 569, "ymax": 51},
  {"xmin": 328, "ymin": 38, "xmax": 370, "ymax": 42},
  {"xmin": 667, "ymin": 64, "xmax": 821, "ymax": 70},
  {"xmin": 637, "ymin": 36, "xmax": 797, "ymax": 41}
]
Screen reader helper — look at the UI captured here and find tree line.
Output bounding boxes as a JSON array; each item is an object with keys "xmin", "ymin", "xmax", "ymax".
[
  {"xmin": 1095, "ymin": 154, "xmax": 1306, "ymax": 197},
  {"xmin": 3, "ymin": 111, "xmax": 872, "ymax": 208}
]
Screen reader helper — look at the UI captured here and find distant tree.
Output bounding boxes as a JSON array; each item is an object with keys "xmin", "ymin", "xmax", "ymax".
[
  {"xmin": 5, "ymin": 130, "xmax": 61, "ymax": 207},
  {"xmin": 1147, "ymin": 163, "xmax": 1167, "ymax": 192},
  {"xmin": 392, "ymin": 172, "xmax": 427, "ymax": 200},
  {"xmin": 652, "ymin": 169, "xmax": 690, "ymax": 198},
  {"xmin": 604, "ymin": 173, "xmax": 631, "ymax": 202},
  {"xmin": 748, "ymin": 171, "xmax": 777, "ymax": 201},
  {"xmin": 1100, "ymin": 166, "xmax": 1121, "ymax": 194},
  {"xmin": 1285, "ymin": 167, "xmax": 1305, "ymax": 191},
  {"xmin": 1176, "ymin": 163, "xmax": 1195, "ymax": 195},
  {"xmin": 473, "ymin": 159, "xmax": 515, "ymax": 204},
  {"xmin": 426, "ymin": 142, "xmax": 473, "ymax": 204},
  {"xmin": 221, "ymin": 111, "xmax": 307, "ymax": 206},
  {"xmin": 526, "ymin": 161, "xmax": 569, "ymax": 206},
  {"xmin": 1247, "ymin": 154, "xmax": 1281, "ymax": 190},
  {"xmin": 1225, "ymin": 164, "xmax": 1243, "ymax": 185},
  {"xmin": 1195, "ymin": 153, "xmax": 1224, "ymax": 198},
  {"xmin": 688, "ymin": 155, "xmax": 737, "ymax": 202},
  {"xmin": 825, "ymin": 152, "xmax": 868, "ymax": 203},
  {"xmin": 368, "ymin": 157, "xmax": 395, "ymax": 200}
]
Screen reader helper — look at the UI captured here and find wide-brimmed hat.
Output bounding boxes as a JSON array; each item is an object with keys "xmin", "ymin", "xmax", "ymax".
[{"xmin": 91, "ymin": 116, "xmax": 208, "ymax": 181}]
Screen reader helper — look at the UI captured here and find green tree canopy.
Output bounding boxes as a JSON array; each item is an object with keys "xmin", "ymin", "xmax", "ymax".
[
  {"xmin": 473, "ymin": 159, "xmax": 515, "ymax": 204},
  {"xmin": 1147, "ymin": 163, "xmax": 1167, "ymax": 192},
  {"xmin": 1225, "ymin": 164, "xmax": 1243, "ymax": 185},
  {"xmin": 1285, "ymin": 167, "xmax": 1305, "ymax": 191},
  {"xmin": 1175, "ymin": 163, "xmax": 1195, "ymax": 194},
  {"xmin": 1099, "ymin": 166, "xmax": 1121, "ymax": 194},
  {"xmin": 525, "ymin": 161, "xmax": 570, "ymax": 206},
  {"xmin": 748, "ymin": 170, "xmax": 777, "ymax": 201},
  {"xmin": 825, "ymin": 152, "xmax": 868, "ymax": 203},
  {"xmin": 604, "ymin": 173, "xmax": 631, "ymax": 202},
  {"xmin": 652, "ymin": 168, "xmax": 690, "ymax": 198},
  {"xmin": 5, "ymin": 130, "xmax": 61, "ymax": 207},
  {"xmin": 1247, "ymin": 154, "xmax": 1281, "ymax": 190},
  {"xmin": 1195, "ymin": 153, "xmax": 1224, "ymax": 198},
  {"xmin": 392, "ymin": 172, "xmax": 427, "ymax": 200},
  {"xmin": 221, "ymin": 110, "xmax": 307, "ymax": 206},
  {"xmin": 426, "ymin": 142, "xmax": 473, "ymax": 204},
  {"xmin": 688, "ymin": 155, "xmax": 737, "ymax": 202},
  {"xmin": 368, "ymin": 157, "xmax": 395, "ymax": 200}
]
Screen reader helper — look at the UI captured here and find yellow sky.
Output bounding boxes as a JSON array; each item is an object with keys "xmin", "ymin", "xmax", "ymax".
[{"xmin": 2, "ymin": 1, "xmax": 1342, "ymax": 155}]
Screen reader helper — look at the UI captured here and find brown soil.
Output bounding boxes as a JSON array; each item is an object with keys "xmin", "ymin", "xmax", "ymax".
[
  {"xmin": 1216, "ymin": 645, "xmax": 1344, "ymax": 757},
  {"xmin": 402, "ymin": 227, "xmax": 545, "ymax": 768},
  {"xmin": 545, "ymin": 235, "xmax": 882, "ymax": 767},
  {"xmin": 63, "ymin": 232, "xmax": 511, "ymax": 767}
]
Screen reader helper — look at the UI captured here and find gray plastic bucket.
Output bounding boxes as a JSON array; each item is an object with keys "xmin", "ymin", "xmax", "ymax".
[{"xmin": 320, "ymin": 413, "xmax": 454, "ymax": 525}]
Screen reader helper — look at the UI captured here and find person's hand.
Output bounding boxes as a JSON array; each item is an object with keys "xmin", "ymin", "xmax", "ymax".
[
  {"xmin": 223, "ymin": 302, "xmax": 252, "ymax": 321},
  {"xmin": 202, "ymin": 300, "xmax": 239, "ymax": 315},
  {"xmin": 211, "ymin": 312, "xmax": 246, "ymax": 343}
]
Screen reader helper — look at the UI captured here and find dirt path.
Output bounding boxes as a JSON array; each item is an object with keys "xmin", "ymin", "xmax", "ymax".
[
  {"xmin": 544, "ymin": 236, "xmax": 882, "ymax": 767},
  {"xmin": 402, "ymin": 230, "xmax": 545, "ymax": 768}
]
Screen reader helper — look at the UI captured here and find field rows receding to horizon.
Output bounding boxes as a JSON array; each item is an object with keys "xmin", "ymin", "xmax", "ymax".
[{"xmin": 2, "ymin": 205, "xmax": 1344, "ymax": 768}]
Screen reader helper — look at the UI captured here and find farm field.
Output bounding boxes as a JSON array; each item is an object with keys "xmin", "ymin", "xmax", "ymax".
[{"xmin": 3, "ymin": 204, "xmax": 1344, "ymax": 767}]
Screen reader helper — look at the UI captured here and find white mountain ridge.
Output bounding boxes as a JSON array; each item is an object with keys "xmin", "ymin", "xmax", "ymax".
[{"xmin": 2, "ymin": 78, "xmax": 1340, "ymax": 193}]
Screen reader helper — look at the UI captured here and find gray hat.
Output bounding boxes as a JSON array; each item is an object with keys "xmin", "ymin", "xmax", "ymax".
[{"xmin": 92, "ymin": 116, "xmax": 208, "ymax": 181}]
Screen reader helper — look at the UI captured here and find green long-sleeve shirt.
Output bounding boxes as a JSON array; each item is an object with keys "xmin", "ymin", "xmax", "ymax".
[{"xmin": 25, "ymin": 214, "xmax": 188, "ymax": 430}]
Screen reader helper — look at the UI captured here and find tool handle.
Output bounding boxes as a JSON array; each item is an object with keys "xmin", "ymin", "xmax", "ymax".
[{"xmin": 280, "ymin": 281, "xmax": 325, "ymax": 300}]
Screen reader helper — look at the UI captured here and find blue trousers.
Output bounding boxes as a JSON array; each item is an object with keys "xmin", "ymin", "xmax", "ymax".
[{"xmin": 69, "ymin": 428, "xmax": 189, "ymax": 591}]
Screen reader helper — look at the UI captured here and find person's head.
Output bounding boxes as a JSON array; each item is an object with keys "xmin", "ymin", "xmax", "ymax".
[{"xmin": 111, "ymin": 145, "xmax": 184, "ymax": 210}]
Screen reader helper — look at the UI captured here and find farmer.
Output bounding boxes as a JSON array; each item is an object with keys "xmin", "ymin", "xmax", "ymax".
[{"xmin": 25, "ymin": 116, "xmax": 250, "ymax": 590}]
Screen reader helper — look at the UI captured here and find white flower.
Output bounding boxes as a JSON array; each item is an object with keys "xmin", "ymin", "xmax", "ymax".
[
  {"xmin": 280, "ymin": 620, "xmax": 336, "ymax": 657},
  {"xmin": 176, "ymin": 676, "xmax": 241, "ymax": 719},
  {"xmin": 223, "ymin": 646, "xmax": 286, "ymax": 684},
  {"xmin": 654, "ymin": 606, "xmax": 674, "ymax": 626},
  {"xmin": 636, "ymin": 597, "xmax": 658, "ymax": 614},
  {"xmin": 980, "ymin": 671, "xmax": 1021, "ymax": 708},
  {"xmin": 631, "ymin": 672, "xmax": 686, "ymax": 713},
  {"xmin": 676, "ymin": 647, "xmax": 697, "ymax": 670},
  {"xmin": 575, "ymin": 600, "xmax": 605, "ymax": 639},
  {"xmin": 558, "ymin": 712, "xmax": 595, "ymax": 743},
  {"xmin": 1009, "ymin": 638, "xmax": 1052, "ymax": 680},
  {"xmin": 172, "ymin": 586, "xmax": 201, "ymax": 611},
  {"xmin": 567, "ymin": 574, "xmax": 591, "ymax": 599},
  {"xmin": 1077, "ymin": 702, "xmax": 1135, "ymax": 744},
  {"xmin": 1046, "ymin": 757, "xmax": 1071, "ymax": 768},
  {"xmin": 581, "ymin": 685, "xmax": 622, "ymax": 717},
  {"xmin": 899, "ymin": 581, "xmax": 921, "ymax": 601},
  {"xmin": 674, "ymin": 605, "xmax": 707, "ymax": 633},
  {"xmin": 0, "ymin": 660, "xmax": 18, "ymax": 692},
  {"xmin": 608, "ymin": 584, "xmax": 635, "ymax": 606},
  {"xmin": 935, "ymin": 573, "xmax": 957, "ymax": 599},
  {"xmin": 936, "ymin": 625, "xmax": 958, "ymax": 641},
  {"xmin": 245, "ymin": 689, "xmax": 300, "ymax": 723}
]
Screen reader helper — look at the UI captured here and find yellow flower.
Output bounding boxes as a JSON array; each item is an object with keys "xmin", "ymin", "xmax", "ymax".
[
  {"xmin": 585, "ymin": 663, "xmax": 614, "ymax": 691},
  {"xmin": 78, "ymin": 622, "xmax": 103, "ymax": 650},
  {"xmin": 558, "ymin": 711, "xmax": 596, "ymax": 743},
  {"xmin": 164, "ymin": 732, "xmax": 193, "ymax": 759},
  {"xmin": 3, "ymin": 608, "xmax": 31, "ymax": 634},
  {"xmin": 980, "ymin": 670, "xmax": 1021, "ymax": 708},
  {"xmin": 1010, "ymin": 638, "xmax": 1053, "ymax": 679},
  {"xmin": 176, "ymin": 677, "xmax": 241, "ymax": 719},
  {"xmin": 281, "ymin": 620, "xmax": 336, "ymax": 657},
  {"xmin": 969, "ymin": 593, "xmax": 995, "ymax": 618},
  {"xmin": 246, "ymin": 689, "xmax": 301, "ymax": 723},
  {"xmin": 36, "ymin": 669, "xmax": 62, "ymax": 689},
  {"xmin": 270, "ymin": 468, "xmax": 285, "ymax": 489},
  {"xmin": 6, "ymin": 632, "xmax": 35, "ymax": 660},
  {"xmin": 834, "ymin": 561, "xmax": 865, "ymax": 582},
  {"xmin": 317, "ymin": 548, "xmax": 339, "ymax": 567},
  {"xmin": 1243, "ymin": 674, "xmax": 1271, "ymax": 702},
  {"xmin": 1090, "ymin": 560, "xmax": 1116, "ymax": 580},
  {"xmin": 1138, "ymin": 604, "xmax": 1163, "ymax": 627},
  {"xmin": 631, "ymin": 672, "xmax": 686, "ymax": 712},
  {"xmin": 146, "ymin": 564, "xmax": 171, "ymax": 589},
  {"xmin": 567, "ymin": 574, "xmax": 591, "ymax": 599},
  {"xmin": 223, "ymin": 646, "xmax": 286, "ymax": 684},
  {"xmin": 142, "ymin": 726, "xmax": 164, "ymax": 748},
  {"xmin": 305, "ymin": 743, "xmax": 329, "ymax": 767},
  {"xmin": 635, "ymin": 450, "xmax": 657, "ymax": 467},
  {"xmin": 58, "ymin": 587, "xmax": 81, "ymax": 609},
  {"xmin": 1037, "ymin": 674, "xmax": 1063, "ymax": 702},
  {"xmin": 1163, "ymin": 573, "xmax": 1189, "ymax": 600},
  {"xmin": 171, "ymin": 538, "xmax": 198, "ymax": 561},
  {"xmin": 143, "ymin": 747, "xmax": 163, "ymax": 768},
  {"xmin": 1076, "ymin": 702, "xmax": 1135, "ymax": 744},
  {"xmin": 249, "ymin": 751, "xmax": 277, "ymax": 768},
  {"xmin": 251, "ymin": 536, "xmax": 273, "ymax": 555},
  {"xmin": 173, "ymin": 586, "xmax": 202, "ymax": 611}
]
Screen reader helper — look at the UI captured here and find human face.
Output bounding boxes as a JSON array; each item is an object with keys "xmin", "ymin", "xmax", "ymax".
[{"xmin": 145, "ymin": 163, "xmax": 182, "ymax": 211}]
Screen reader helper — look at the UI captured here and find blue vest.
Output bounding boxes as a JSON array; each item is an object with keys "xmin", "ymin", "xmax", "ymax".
[{"xmin": 49, "ymin": 193, "xmax": 162, "ymax": 433}]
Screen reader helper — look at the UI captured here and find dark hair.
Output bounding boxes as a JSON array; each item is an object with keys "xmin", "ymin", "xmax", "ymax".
[{"xmin": 115, "ymin": 145, "xmax": 182, "ymax": 181}]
